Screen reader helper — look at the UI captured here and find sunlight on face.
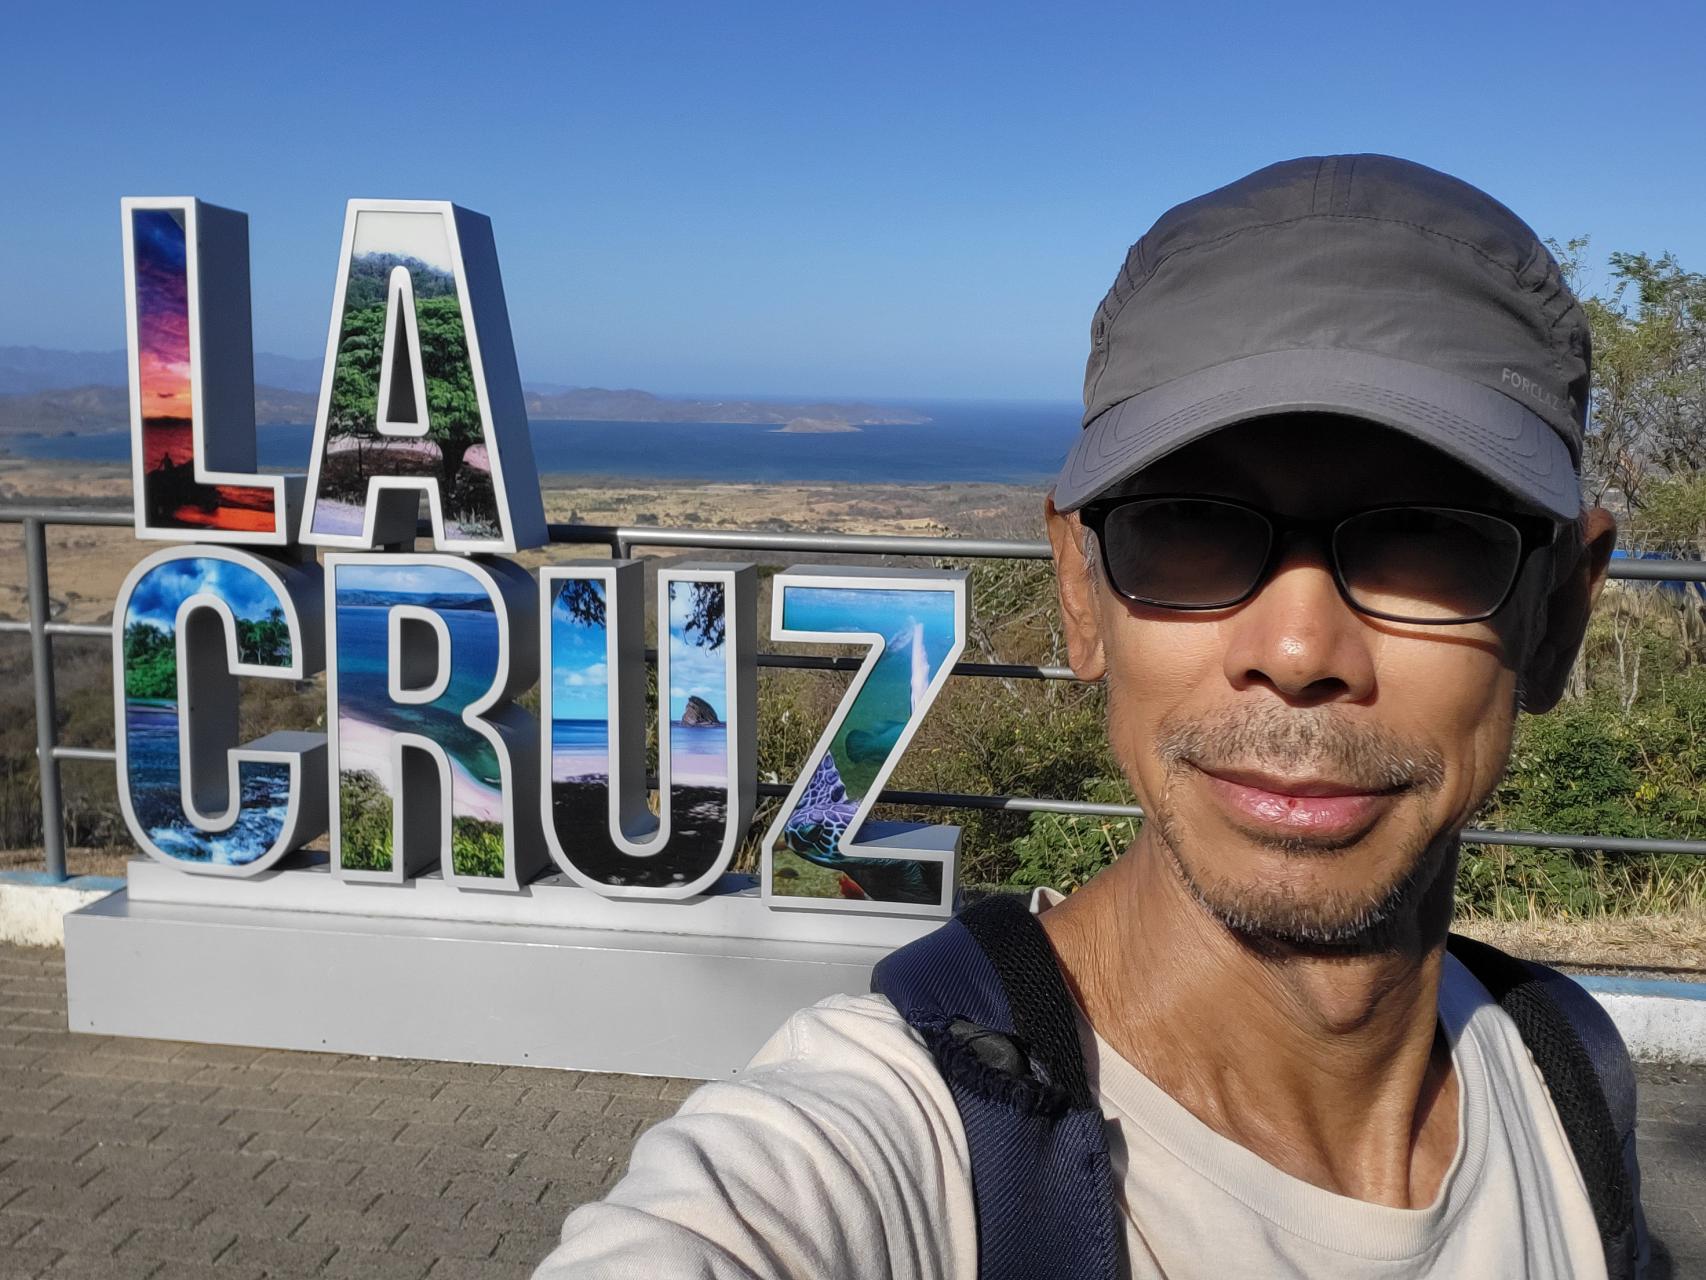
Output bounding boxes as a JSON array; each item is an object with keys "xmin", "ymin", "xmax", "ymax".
[{"xmin": 1093, "ymin": 415, "xmax": 1546, "ymax": 948}]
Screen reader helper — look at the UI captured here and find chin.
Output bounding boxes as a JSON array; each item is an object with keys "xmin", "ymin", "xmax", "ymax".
[{"xmin": 1158, "ymin": 806, "xmax": 1454, "ymax": 952}]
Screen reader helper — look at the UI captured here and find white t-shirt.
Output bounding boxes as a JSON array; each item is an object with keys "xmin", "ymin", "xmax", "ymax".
[{"xmin": 537, "ymin": 913, "xmax": 1608, "ymax": 1279}]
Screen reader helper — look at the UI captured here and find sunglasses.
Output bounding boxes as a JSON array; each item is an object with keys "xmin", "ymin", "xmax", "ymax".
[{"xmin": 1077, "ymin": 495, "xmax": 1561, "ymax": 625}]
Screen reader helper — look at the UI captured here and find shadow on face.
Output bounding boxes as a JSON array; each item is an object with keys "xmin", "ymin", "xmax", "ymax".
[{"xmin": 1116, "ymin": 413, "xmax": 1527, "ymax": 514}]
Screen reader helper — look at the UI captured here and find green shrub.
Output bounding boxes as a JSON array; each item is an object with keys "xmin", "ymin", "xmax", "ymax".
[
  {"xmin": 337, "ymin": 769, "xmax": 393, "ymax": 873},
  {"xmin": 1007, "ymin": 777, "xmax": 1141, "ymax": 892},
  {"xmin": 451, "ymin": 817, "xmax": 506, "ymax": 878}
]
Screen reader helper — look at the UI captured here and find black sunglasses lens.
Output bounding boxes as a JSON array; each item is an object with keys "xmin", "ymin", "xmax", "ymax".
[
  {"xmin": 1099, "ymin": 499, "xmax": 1273, "ymax": 607},
  {"xmin": 1334, "ymin": 507, "xmax": 1524, "ymax": 622}
]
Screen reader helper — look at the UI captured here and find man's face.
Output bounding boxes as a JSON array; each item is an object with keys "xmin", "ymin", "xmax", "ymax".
[{"xmin": 1051, "ymin": 415, "xmax": 1575, "ymax": 950}]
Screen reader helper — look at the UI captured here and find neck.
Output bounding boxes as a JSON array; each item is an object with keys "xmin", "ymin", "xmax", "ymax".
[{"xmin": 1041, "ymin": 831, "xmax": 1461, "ymax": 1208}]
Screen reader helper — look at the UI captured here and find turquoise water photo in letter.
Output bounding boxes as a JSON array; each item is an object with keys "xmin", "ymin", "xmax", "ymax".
[
  {"xmin": 772, "ymin": 586, "xmax": 957, "ymax": 905},
  {"xmin": 333, "ymin": 561, "xmax": 509, "ymax": 877}
]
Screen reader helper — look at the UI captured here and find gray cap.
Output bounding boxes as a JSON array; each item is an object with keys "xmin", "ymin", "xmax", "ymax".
[{"xmin": 1056, "ymin": 154, "xmax": 1590, "ymax": 520}]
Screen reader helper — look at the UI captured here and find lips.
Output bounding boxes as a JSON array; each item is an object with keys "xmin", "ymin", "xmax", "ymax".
[{"xmin": 1194, "ymin": 765, "xmax": 1403, "ymax": 839}]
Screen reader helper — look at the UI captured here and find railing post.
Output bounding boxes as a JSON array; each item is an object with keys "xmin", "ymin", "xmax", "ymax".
[{"xmin": 25, "ymin": 518, "xmax": 68, "ymax": 882}]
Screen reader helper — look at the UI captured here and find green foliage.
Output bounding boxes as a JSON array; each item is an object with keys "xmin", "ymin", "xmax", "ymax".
[
  {"xmin": 1553, "ymin": 237, "xmax": 1706, "ymax": 509},
  {"xmin": 1008, "ymin": 778, "xmax": 1141, "ymax": 893},
  {"xmin": 337, "ymin": 769, "xmax": 393, "ymax": 873},
  {"xmin": 1631, "ymin": 474, "xmax": 1706, "ymax": 552},
  {"xmin": 319, "ymin": 277, "xmax": 503, "ymax": 540},
  {"xmin": 329, "ymin": 293, "xmax": 480, "ymax": 450},
  {"xmin": 1458, "ymin": 663, "xmax": 1706, "ymax": 918},
  {"xmin": 122, "ymin": 621, "xmax": 174, "ymax": 700},
  {"xmin": 905, "ymin": 677, "xmax": 1118, "ymax": 886},
  {"xmin": 335, "ymin": 775, "xmax": 507, "ymax": 879},
  {"xmin": 414, "ymin": 295, "xmax": 482, "ymax": 447},
  {"xmin": 451, "ymin": 817, "xmax": 506, "ymax": 878},
  {"xmin": 236, "ymin": 607, "xmax": 291, "ymax": 666},
  {"xmin": 769, "ymin": 846, "xmax": 845, "ymax": 897}
]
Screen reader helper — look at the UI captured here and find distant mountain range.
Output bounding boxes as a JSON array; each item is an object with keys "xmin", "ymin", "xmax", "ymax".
[
  {"xmin": 521, "ymin": 386, "xmax": 927, "ymax": 427},
  {"xmin": 0, "ymin": 345, "xmax": 930, "ymax": 437},
  {"xmin": 0, "ymin": 346, "xmax": 323, "ymax": 396},
  {"xmin": 0, "ymin": 384, "xmax": 320, "ymax": 437}
]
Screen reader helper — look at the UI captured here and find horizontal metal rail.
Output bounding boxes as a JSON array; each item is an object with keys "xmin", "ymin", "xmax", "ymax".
[
  {"xmin": 0, "ymin": 507, "xmax": 134, "ymax": 526},
  {"xmin": 52, "ymin": 746, "xmax": 117, "ymax": 763},
  {"xmin": 4, "ymin": 504, "xmax": 1705, "ymax": 881},
  {"xmin": 0, "ymin": 620, "xmax": 111, "ymax": 637}
]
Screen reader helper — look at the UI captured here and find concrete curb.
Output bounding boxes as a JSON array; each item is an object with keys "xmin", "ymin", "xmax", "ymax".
[
  {"xmin": 0, "ymin": 871, "xmax": 123, "ymax": 947},
  {"xmin": 1577, "ymin": 974, "xmax": 1706, "ymax": 1064}
]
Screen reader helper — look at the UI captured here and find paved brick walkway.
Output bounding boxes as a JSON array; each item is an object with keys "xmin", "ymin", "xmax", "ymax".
[{"xmin": 1, "ymin": 943, "xmax": 1702, "ymax": 1278}]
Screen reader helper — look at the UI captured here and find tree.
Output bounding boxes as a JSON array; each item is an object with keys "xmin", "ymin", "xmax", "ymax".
[
  {"xmin": 1556, "ymin": 238, "xmax": 1706, "ymax": 509},
  {"xmin": 554, "ymin": 580, "xmax": 606, "ymax": 628},
  {"xmin": 122, "ymin": 621, "xmax": 176, "ymax": 700},
  {"xmin": 236, "ymin": 606, "xmax": 292, "ymax": 666},
  {"xmin": 682, "ymin": 583, "xmax": 724, "ymax": 650}
]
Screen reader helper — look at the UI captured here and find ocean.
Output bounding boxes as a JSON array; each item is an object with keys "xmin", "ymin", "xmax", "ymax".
[
  {"xmin": 334, "ymin": 600, "xmax": 507, "ymax": 806},
  {"xmin": 124, "ymin": 699, "xmax": 292, "ymax": 864},
  {"xmin": 551, "ymin": 717, "xmax": 729, "ymax": 788},
  {"xmin": 5, "ymin": 399, "xmax": 1081, "ymax": 485}
]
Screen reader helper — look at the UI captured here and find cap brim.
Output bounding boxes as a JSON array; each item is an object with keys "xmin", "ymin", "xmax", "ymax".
[{"xmin": 1056, "ymin": 348, "xmax": 1580, "ymax": 520}]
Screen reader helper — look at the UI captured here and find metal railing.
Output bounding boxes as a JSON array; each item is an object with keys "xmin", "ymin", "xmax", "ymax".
[{"xmin": 5, "ymin": 503, "xmax": 1706, "ymax": 882}]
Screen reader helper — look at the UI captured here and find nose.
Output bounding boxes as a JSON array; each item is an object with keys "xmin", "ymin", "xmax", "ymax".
[{"xmin": 1221, "ymin": 536, "xmax": 1377, "ymax": 705}]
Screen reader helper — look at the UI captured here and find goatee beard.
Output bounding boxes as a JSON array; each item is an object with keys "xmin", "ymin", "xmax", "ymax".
[{"xmin": 1147, "ymin": 703, "xmax": 1457, "ymax": 954}]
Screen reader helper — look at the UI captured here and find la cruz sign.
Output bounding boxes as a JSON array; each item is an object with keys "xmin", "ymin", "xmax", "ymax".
[{"xmin": 110, "ymin": 195, "xmax": 970, "ymax": 925}]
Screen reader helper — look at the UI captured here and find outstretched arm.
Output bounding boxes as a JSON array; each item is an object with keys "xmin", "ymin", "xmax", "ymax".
[{"xmin": 534, "ymin": 993, "xmax": 977, "ymax": 1280}]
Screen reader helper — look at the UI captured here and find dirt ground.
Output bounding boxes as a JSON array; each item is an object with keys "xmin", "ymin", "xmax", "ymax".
[
  {"xmin": 0, "ymin": 458, "xmax": 1043, "ymax": 627},
  {"xmin": 1455, "ymin": 911, "xmax": 1706, "ymax": 980}
]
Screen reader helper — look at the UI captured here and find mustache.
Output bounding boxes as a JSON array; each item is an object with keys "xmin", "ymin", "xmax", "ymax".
[{"xmin": 1153, "ymin": 705, "xmax": 1446, "ymax": 793}]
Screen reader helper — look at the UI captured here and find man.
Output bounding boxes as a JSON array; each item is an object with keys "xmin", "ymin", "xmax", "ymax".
[{"xmin": 535, "ymin": 155, "xmax": 1644, "ymax": 1278}]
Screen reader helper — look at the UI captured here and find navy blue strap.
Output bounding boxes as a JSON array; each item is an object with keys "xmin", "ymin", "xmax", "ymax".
[{"xmin": 874, "ymin": 894, "xmax": 1121, "ymax": 1280}]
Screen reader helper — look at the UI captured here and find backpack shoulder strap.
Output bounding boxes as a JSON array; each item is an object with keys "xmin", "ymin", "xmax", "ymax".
[
  {"xmin": 873, "ymin": 893, "xmax": 1121, "ymax": 1280},
  {"xmin": 1447, "ymin": 932, "xmax": 1645, "ymax": 1279}
]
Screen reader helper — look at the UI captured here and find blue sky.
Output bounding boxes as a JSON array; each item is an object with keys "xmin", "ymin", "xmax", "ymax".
[
  {"xmin": 549, "ymin": 580, "xmax": 725, "ymax": 722},
  {"xmin": 551, "ymin": 581, "xmax": 611, "ymax": 722},
  {"xmin": 666, "ymin": 585, "xmax": 726, "ymax": 723},
  {"xmin": 126, "ymin": 558, "xmax": 282, "ymax": 632},
  {"xmin": 5, "ymin": 0, "xmax": 1704, "ymax": 400}
]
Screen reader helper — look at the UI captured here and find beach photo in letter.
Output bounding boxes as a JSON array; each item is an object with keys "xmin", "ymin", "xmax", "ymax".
[
  {"xmin": 545, "ymin": 568, "xmax": 751, "ymax": 895},
  {"xmin": 328, "ymin": 557, "xmax": 537, "ymax": 884}
]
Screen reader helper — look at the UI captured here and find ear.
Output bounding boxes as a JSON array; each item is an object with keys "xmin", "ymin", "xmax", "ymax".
[
  {"xmin": 1518, "ymin": 506, "xmax": 1617, "ymax": 713},
  {"xmin": 1045, "ymin": 492, "xmax": 1108, "ymax": 681}
]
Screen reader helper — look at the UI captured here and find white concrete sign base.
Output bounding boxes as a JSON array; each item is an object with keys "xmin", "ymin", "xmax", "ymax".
[{"xmin": 63, "ymin": 858, "xmax": 931, "ymax": 1078}]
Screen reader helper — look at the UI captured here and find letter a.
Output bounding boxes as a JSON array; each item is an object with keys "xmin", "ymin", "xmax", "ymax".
[{"xmin": 300, "ymin": 201, "xmax": 546, "ymax": 554}]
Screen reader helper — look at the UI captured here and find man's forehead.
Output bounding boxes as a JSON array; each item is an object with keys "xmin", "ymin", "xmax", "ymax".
[{"xmin": 1105, "ymin": 414, "xmax": 1524, "ymax": 512}]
